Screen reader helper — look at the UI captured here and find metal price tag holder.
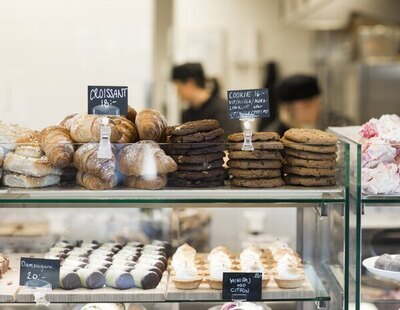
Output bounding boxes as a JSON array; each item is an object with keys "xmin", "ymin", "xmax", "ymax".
[
  {"xmin": 240, "ymin": 117, "xmax": 255, "ymax": 151},
  {"xmin": 97, "ymin": 116, "xmax": 113, "ymax": 159},
  {"xmin": 24, "ymin": 279, "xmax": 52, "ymax": 306}
]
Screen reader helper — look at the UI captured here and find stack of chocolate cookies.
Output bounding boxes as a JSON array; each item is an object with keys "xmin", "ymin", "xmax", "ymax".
[
  {"xmin": 166, "ymin": 119, "xmax": 226, "ymax": 187},
  {"xmin": 227, "ymin": 132, "xmax": 285, "ymax": 188},
  {"xmin": 281, "ymin": 129, "xmax": 338, "ymax": 187}
]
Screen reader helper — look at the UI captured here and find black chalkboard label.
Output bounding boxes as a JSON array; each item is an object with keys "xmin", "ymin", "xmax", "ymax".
[
  {"xmin": 222, "ymin": 272, "xmax": 262, "ymax": 301},
  {"xmin": 88, "ymin": 86, "xmax": 128, "ymax": 116},
  {"xmin": 19, "ymin": 257, "xmax": 60, "ymax": 288},
  {"xmin": 227, "ymin": 88, "xmax": 269, "ymax": 119}
]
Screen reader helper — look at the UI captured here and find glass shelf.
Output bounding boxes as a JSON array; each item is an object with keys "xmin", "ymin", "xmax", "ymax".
[{"xmin": 0, "ymin": 185, "xmax": 345, "ymax": 205}]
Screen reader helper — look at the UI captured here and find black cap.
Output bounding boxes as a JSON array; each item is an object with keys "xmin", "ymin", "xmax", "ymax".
[{"xmin": 277, "ymin": 74, "xmax": 320, "ymax": 103}]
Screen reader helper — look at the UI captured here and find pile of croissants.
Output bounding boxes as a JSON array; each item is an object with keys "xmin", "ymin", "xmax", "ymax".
[{"xmin": 1, "ymin": 107, "xmax": 178, "ymax": 190}]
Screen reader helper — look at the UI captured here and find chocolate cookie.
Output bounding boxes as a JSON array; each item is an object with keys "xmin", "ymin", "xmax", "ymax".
[
  {"xmin": 284, "ymin": 175, "xmax": 336, "ymax": 187},
  {"xmin": 284, "ymin": 155, "xmax": 336, "ymax": 168},
  {"xmin": 229, "ymin": 150, "xmax": 282, "ymax": 160},
  {"xmin": 229, "ymin": 168, "xmax": 281, "ymax": 179},
  {"xmin": 166, "ymin": 137, "xmax": 225, "ymax": 150},
  {"xmin": 284, "ymin": 148, "xmax": 337, "ymax": 160},
  {"xmin": 168, "ymin": 176, "xmax": 225, "ymax": 187},
  {"xmin": 281, "ymin": 138, "xmax": 338, "ymax": 154},
  {"xmin": 284, "ymin": 128, "xmax": 337, "ymax": 144},
  {"xmin": 227, "ymin": 159, "xmax": 282, "ymax": 169},
  {"xmin": 168, "ymin": 119, "xmax": 220, "ymax": 136},
  {"xmin": 230, "ymin": 177, "xmax": 285, "ymax": 188},
  {"xmin": 170, "ymin": 128, "xmax": 225, "ymax": 143},
  {"xmin": 167, "ymin": 144, "xmax": 224, "ymax": 155},
  {"xmin": 229, "ymin": 141, "xmax": 284, "ymax": 151},
  {"xmin": 177, "ymin": 159, "xmax": 224, "ymax": 171},
  {"xmin": 169, "ymin": 168, "xmax": 226, "ymax": 180},
  {"xmin": 228, "ymin": 132, "xmax": 280, "ymax": 142},
  {"xmin": 171, "ymin": 152, "xmax": 225, "ymax": 164},
  {"xmin": 283, "ymin": 165, "xmax": 336, "ymax": 177}
]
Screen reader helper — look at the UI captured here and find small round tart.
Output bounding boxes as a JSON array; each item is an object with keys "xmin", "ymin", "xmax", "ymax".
[
  {"xmin": 172, "ymin": 276, "xmax": 204, "ymax": 290},
  {"xmin": 262, "ymin": 273, "xmax": 271, "ymax": 289},
  {"xmin": 206, "ymin": 277, "xmax": 223, "ymax": 290},
  {"xmin": 274, "ymin": 275, "xmax": 305, "ymax": 289}
]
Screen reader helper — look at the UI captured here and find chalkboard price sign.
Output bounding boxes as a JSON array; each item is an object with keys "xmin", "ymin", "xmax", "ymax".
[
  {"xmin": 227, "ymin": 88, "xmax": 270, "ymax": 120},
  {"xmin": 19, "ymin": 257, "xmax": 60, "ymax": 288},
  {"xmin": 222, "ymin": 272, "xmax": 262, "ymax": 301},
  {"xmin": 88, "ymin": 86, "xmax": 128, "ymax": 116}
]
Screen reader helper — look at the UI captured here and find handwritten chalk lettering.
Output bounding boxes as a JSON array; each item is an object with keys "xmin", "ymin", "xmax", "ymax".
[
  {"xmin": 223, "ymin": 272, "xmax": 262, "ymax": 301},
  {"xmin": 20, "ymin": 257, "xmax": 60, "ymax": 288},
  {"xmin": 227, "ymin": 88, "xmax": 270, "ymax": 120},
  {"xmin": 88, "ymin": 86, "xmax": 128, "ymax": 116}
]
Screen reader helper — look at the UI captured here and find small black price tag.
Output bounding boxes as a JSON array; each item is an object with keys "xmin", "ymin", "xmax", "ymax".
[
  {"xmin": 19, "ymin": 257, "xmax": 60, "ymax": 288},
  {"xmin": 222, "ymin": 272, "xmax": 262, "ymax": 301},
  {"xmin": 88, "ymin": 86, "xmax": 128, "ymax": 116},
  {"xmin": 227, "ymin": 88, "xmax": 270, "ymax": 120}
]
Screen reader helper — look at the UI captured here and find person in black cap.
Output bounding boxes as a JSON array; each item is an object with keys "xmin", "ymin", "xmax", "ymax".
[
  {"xmin": 262, "ymin": 74, "xmax": 352, "ymax": 136},
  {"xmin": 171, "ymin": 63, "xmax": 241, "ymax": 135}
]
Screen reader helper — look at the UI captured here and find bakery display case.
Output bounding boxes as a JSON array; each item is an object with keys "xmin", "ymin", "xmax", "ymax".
[
  {"xmin": 0, "ymin": 114, "xmax": 356, "ymax": 310},
  {"xmin": 331, "ymin": 114, "xmax": 400, "ymax": 310}
]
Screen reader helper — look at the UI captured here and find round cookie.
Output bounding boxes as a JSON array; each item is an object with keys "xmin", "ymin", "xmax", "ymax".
[
  {"xmin": 166, "ymin": 137, "xmax": 224, "ymax": 150},
  {"xmin": 228, "ymin": 168, "xmax": 281, "ymax": 179},
  {"xmin": 168, "ymin": 144, "xmax": 224, "ymax": 155},
  {"xmin": 228, "ymin": 132, "xmax": 280, "ymax": 142},
  {"xmin": 284, "ymin": 128, "xmax": 337, "ymax": 145},
  {"xmin": 284, "ymin": 155, "xmax": 336, "ymax": 168},
  {"xmin": 283, "ymin": 165, "xmax": 336, "ymax": 177},
  {"xmin": 229, "ymin": 150, "xmax": 282, "ymax": 160},
  {"xmin": 230, "ymin": 177, "xmax": 284, "ymax": 188},
  {"xmin": 170, "ymin": 128, "xmax": 225, "ymax": 143},
  {"xmin": 168, "ymin": 119, "xmax": 220, "ymax": 136},
  {"xmin": 227, "ymin": 159, "xmax": 282, "ymax": 169},
  {"xmin": 284, "ymin": 148, "xmax": 337, "ymax": 160},
  {"xmin": 177, "ymin": 159, "xmax": 224, "ymax": 171},
  {"xmin": 168, "ymin": 176, "xmax": 225, "ymax": 188},
  {"xmin": 281, "ymin": 138, "xmax": 338, "ymax": 154},
  {"xmin": 284, "ymin": 175, "xmax": 336, "ymax": 187},
  {"xmin": 169, "ymin": 168, "xmax": 226, "ymax": 180},
  {"xmin": 171, "ymin": 152, "xmax": 225, "ymax": 164},
  {"xmin": 229, "ymin": 141, "xmax": 283, "ymax": 151}
]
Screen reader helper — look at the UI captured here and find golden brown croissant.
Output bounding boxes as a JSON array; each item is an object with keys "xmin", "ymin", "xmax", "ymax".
[
  {"xmin": 110, "ymin": 117, "xmax": 139, "ymax": 143},
  {"xmin": 69, "ymin": 115, "xmax": 122, "ymax": 143},
  {"xmin": 38, "ymin": 126, "xmax": 74, "ymax": 168},
  {"xmin": 59, "ymin": 113, "xmax": 79, "ymax": 130},
  {"xmin": 125, "ymin": 174, "xmax": 167, "ymax": 190},
  {"xmin": 118, "ymin": 141, "xmax": 177, "ymax": 177},
  {"xmin": 73, "ymin": 143, "xmax": 116, "ymax": 182},
  {"xmin": 135, "ymin": 109, "xmax": 167, "ymax": 142},
  {"xmin": 126, "ymin": 105, "xmax": 137, "ymax": 123},
  {"xmin": 76, "ymin": 171, "xmax": 118, "ymax": 190}
]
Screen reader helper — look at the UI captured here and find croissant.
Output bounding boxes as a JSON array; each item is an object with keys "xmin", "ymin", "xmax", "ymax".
[
  {"xmin": 125, "ymin": 174, "xmax": 167, "ymax": 190},
  {"xmin": 110, "ymin": 117, "xmax": 139, "ymax": 143},
  {"xmin": 69, "ymin": 115, "xmax": 122, "ymax": 143},
  {"xmin": 73, "ymin": 143, "xmax": 116, "ymax": 182},
  {"xmin": 118, "ymin": 141, "xmax": 177, "ymax": 176},
  {"xmin": 135, "ymin": 109, "xmax": 167, "ymax": 142},
  {"xmin": 126, "ymin": 105, "xmax": 137, "ymax": 123},
  {"xmin": 59, "ymin": 113, "xmax": 79, "ymax": 130},
  {"xmin": 38, "ymin": 126, "xmax": 74, "ymax": 168},
  {"xmin": 76, "ymin": 171, "xmax": 118, "ymax": 190}
]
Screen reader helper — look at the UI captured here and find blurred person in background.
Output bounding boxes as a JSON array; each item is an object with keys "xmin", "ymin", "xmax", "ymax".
[
  {"xmin": 171, "ymin": 62, "xmax": 241, "ymax": 135},
  {"xmin": 263, "ymin": 74, "xmax": 352, "ymax": 136},
  {"xmin": 258, "ymin": 61, "xmax": 280, "ymax": 131}
]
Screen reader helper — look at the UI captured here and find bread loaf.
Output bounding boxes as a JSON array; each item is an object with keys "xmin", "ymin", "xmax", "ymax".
[
  {"xmin": 14, "ymin": 146, "xmax": 43, "ymax": 158},
  {"xmin": 135, "ymin": 109, "xmax": 167, "ymax": 142},
  {"xmin": 76, "ymin": 171, "xmax": 119, "ymax": 190},
  {"xmin": 118, "ymin": 141, "xmax": 177, "ymax": 177},
  {"xmin": 125, "ymin": 175, "xmax": 167, "ymax": 190},
  {"xmin": 74, "ymin": 143, "xmax": 116, "ymax": 182},
  {"xmin": 110, "ymin": 117, "xmax": 139, "ymax": 143},
  {"xmin": 70, "ymin": 115, "xmax": 122, "ymax": 143},
  {"xmin": 2, "ymin": 172, "xmax": 60, "ymax": 188},
  {"xmin": 39, "ymin": 126, "xmax": 74, "ymax": 168},
  {"xmin": 3, "ymin": 152, "xmax": 63, "ymax": 177}
]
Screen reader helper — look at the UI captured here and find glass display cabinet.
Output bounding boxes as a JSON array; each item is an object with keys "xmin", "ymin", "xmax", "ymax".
[{"xmin": 0, "ymin": 140, "xmax": 354, "ymax": 310}]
